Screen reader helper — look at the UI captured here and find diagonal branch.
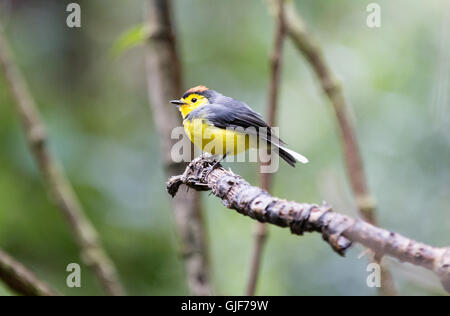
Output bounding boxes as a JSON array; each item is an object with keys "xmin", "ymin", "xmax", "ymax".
[
  {"xmin": 269, "ymin": 0, "xmax": 397, "ymax": 295},
  {"xmin": 281, "ymin": 0, "xmax": 376, "ymax": 228},
  {"xmin": 0, "ymin": 248, "xmax": 58, "ymax": 296},
  {"xmin": 246, "ymin": 0, "xmax": 286, "ymax": 296},
  {"xmin": 145, "ymin": 0, "xmax": 212, "ymax": 296},
  {"xmin": 0, "ymin": 25, "xmax": 124, "ymax": 296},
  {"xmin": 167, "ymin": 156, "xmax": 450, "ymax": 294}
]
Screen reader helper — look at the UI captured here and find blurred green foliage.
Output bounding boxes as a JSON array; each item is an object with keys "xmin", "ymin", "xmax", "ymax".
[
  {"xmin": 111, "ymin": 23, "xmax": 148, "ymax": 58},
  {"xmin": 0, "ymin": 0, "xmax": 449, "ymax": 295}
]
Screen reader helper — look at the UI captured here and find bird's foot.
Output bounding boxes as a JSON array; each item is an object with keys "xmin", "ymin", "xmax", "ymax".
[
  {"xmin": 200, "ymin": 152, "xmax": 219, "ymax": 162},
  {"xmin": 204, "ymin": 159, "xmax": 221, "ymax": 179},
  {"xmin": 204, "ymin": 153, "xmax": 227, "ymax": 179}
]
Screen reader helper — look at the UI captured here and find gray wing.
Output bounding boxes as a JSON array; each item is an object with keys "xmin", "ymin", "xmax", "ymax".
[{"xmin": 186, "ymin": 103, "xmax": 285, "ymax": 145}]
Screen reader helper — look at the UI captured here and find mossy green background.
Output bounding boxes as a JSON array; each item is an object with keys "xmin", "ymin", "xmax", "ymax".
[{"xmin": 0, "ymin": 0, "xmax": 449, "ymax": 295}]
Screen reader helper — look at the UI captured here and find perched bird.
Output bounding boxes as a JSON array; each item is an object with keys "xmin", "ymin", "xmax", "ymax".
[{"xmin": 170, "ymin": 85, "xmax": 308, "ymax": 167}]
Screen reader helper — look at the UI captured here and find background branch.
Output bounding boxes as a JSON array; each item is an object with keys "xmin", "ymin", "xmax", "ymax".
[
  {"xmin": 167, "ymin": 156, "xmax": 450, "ymax": 294},
  {"xmin": 0, "ymin": 25, "xmax": 124, "ymax": 296},
  {"xmin": 0, "ymin": 248, "xmax": 57, "ymax": 296},
  {"xmin": 146, "ymin": 0, "xmax": 212, "ymax": 296},
  {"xmin": 269, "ymin": 0, "xmax": 397, "ymax": 295},
  {"xmin": 246, "ymin": 0, "xmax": 286, "ymax": 296},
  {"xmin": 281, "ymin": 0, "xmax": 376, "ymax": 226}
]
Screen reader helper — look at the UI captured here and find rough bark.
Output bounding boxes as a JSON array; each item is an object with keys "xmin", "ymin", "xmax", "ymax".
[
  {"xmin": 269, "ymin": 0, "xmax": 397, "ymax": 295},
  {"xmin": 167, "ymin": 156, "xmax": 450, "ymax": 294}
]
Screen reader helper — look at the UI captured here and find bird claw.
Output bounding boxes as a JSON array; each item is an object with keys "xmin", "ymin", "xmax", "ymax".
[
  {"xmin": 201, "ymin": 153, "xmax": 227, "ymax": 180},
  {"xmin": 201, "ymin": 153, "xmax": 219, "ymax": 163},
  {"xmin": 204, "ymin": 160, "xmax": 221, "ymax": 179}
]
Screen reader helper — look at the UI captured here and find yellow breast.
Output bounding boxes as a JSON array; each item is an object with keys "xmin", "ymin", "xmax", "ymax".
[{"xmin": 183, "ymin": 118, "xmax": 250, "ymax": 156}]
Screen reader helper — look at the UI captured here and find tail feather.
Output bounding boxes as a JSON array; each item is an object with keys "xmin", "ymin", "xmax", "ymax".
[{"xmin": 276, "ymin": 145, "xmax": 309, "ymax": 167}]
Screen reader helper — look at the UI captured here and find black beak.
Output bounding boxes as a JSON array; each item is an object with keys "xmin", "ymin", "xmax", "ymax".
[{"xmin": 170, "ymin": 100, "xmax": 186, "ymax": 106}]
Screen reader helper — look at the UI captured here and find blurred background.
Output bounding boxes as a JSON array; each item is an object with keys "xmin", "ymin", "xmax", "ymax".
[{"xmin": 0, "ymin": 0, "xmax": 449, "ymax": 296}]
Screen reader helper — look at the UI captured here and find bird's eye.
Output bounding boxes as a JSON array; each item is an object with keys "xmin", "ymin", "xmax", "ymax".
[{"xmin": 191, "ymin": 98, "xmax": 197, "ymax": 103}]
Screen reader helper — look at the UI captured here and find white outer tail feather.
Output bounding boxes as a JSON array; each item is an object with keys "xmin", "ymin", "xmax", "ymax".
[{"xmin": 278, "ymin": 145, "xmax": 309, "ymax": 164}]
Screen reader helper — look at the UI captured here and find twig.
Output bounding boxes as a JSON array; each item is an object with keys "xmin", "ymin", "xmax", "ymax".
[
  {"xmin": 0, "ymin": 248, "xmax": 58, "ymax": 296},
  {"xmin": 166, "ymin": 156, "xmax": 450, "ymax": 294},
  {"xmin": 246, "ymin": 0, "xmax": 286, "ymax": 296},
  {"xmin": 146, "ymin": 0, "xmax": 212, "ymax": 296},
  {"xmin": 270, "ymin": 0, "xmax": 397, "ymax": 295},
  {"xmin": 0, "ymin": 25, "xmax": 124, "ymax": 296}
]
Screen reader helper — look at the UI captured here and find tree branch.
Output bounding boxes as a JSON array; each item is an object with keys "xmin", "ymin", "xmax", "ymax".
[
  {"xmin": 270, "ymin": 0, "xmax": 397, "ymax": 295},
  {"xmin": 281, "ymin": 0, "xmax": 376, "ymax": 228},
  {"xmin": 0, "ymin": 25, "xmax": 124, "ymax": 296},
  {"xmin": 246, "ymin": 0, "xmax": 286, "ymax": 296},
  {"xmin": 0, "ymin": 248, "xmax": 58, "ymax": 296},
  {"xmin": 167, "ymin": 156, "xmax": 450, "ymax": 294},
  {"xmin": 146, "ymin": 0, "xmax": 212, "ymax": 296}
]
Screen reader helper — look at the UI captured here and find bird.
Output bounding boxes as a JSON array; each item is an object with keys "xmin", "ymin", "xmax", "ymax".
[{"xmin": 170, "ymin": 85, "xmax": 308, "ymax": 169}]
